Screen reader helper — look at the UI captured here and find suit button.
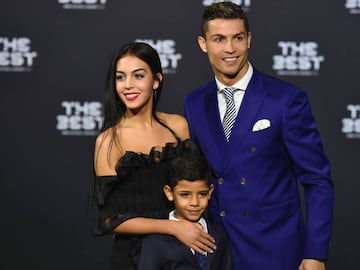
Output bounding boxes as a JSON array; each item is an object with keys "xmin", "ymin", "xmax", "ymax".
[
  {"xmin": 203, "ymin": 145, "xmax": 209, "ymax": 152},
  {"xmin": 250, "ymin": 146, "xmax": 257, "ymax": 152},
  {"xmin": 220, "ymin": 211, "xmax": 226, "ymax": 217},
  {"xmin": 243, "ymin": 211, "xmax": 251, "ymax": 216},
  {"xmin": 218, "ymin": 178, "xmax": 224, "ymax": 184},
  {"xmin": 239, "ymin": 178, "xmax": 246, "ymax": 185}
]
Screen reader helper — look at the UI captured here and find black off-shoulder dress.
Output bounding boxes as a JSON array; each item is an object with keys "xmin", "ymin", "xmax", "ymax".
[{"xmin": 91, "ymin": 137, "xmax": 200, "ymax": 270}]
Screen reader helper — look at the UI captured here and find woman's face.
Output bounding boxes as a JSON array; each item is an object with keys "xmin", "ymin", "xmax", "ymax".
[{"xmin": 115, "ymin": 55, "xmax": 161, "ymax": 112}]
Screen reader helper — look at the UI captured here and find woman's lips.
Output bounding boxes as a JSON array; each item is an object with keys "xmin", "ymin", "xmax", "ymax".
[{"xmin": 124, "ymin": 93, "xmax": 140, "ymax": 101}]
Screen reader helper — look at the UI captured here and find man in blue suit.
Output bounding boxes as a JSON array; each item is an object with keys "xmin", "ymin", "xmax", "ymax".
[{"xmin": 183, "ymin": 2, "xmax": 334, "ymax": 270}]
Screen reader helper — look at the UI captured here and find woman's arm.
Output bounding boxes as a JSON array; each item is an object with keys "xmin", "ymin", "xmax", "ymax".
[
  {"xmin": 114, "ymin": 217, "xmax": 216, "ymax": 254},
  {"xmin": 94, "ymin": 130, "xmax": 119, "ymax": 175}
]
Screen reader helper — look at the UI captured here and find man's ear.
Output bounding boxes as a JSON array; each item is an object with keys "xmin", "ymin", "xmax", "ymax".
[
  {"xmin": 247, "ymin": 32, "xmax": 252, "ymax": 48},
  {"xmin": 198, "ymin": 36, "xmax": 207, "ymax": 53},
  {"xmin": 208, "ymin": 184, "xmax": 215, "ymax": 199},
  {"xmin": 163, "ymin": 185, "xmax": 174, "ymax": 201}
]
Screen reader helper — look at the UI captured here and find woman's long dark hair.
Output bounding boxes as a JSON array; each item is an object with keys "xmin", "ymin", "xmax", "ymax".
[{"xmin": 101, "ymin": 42, "xmax": 164, "ymax": 132}]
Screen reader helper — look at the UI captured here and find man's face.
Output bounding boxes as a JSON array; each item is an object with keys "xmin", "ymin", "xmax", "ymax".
[{"xmin": 198, "ymin": 18, "xmax": 251, "ymax": 85}]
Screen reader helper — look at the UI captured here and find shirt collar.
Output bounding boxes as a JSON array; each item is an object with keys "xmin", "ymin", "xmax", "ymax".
[
  {"xmin": 169, "ymin": 210, "xmax": 208, "ymax": 233},
  {"xmin": 216, "ymin": 62, "xmax": 253, "ymax": 93}
]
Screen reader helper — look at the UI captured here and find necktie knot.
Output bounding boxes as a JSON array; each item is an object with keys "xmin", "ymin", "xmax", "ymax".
[{"xmin": 222, "ymin": 87, "xmax": 236, "ymax": 102}]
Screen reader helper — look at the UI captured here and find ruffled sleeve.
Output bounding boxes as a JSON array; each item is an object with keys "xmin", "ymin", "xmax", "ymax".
[{"xmin": 91, "ymin": 175, "xmax": 142, "ymax": 236}]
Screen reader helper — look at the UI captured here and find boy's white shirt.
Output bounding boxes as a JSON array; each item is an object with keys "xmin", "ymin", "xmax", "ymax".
[{"xmin": 169, "ymin": 210, "xmax": 208, "ymax": 255}]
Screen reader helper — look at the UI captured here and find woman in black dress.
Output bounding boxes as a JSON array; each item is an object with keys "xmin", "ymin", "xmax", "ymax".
[{"xmin": 90, "ymin": 42, "xmax": 216, "ymax": 269}]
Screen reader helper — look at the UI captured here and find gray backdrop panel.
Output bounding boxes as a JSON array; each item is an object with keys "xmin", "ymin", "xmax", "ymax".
[{"xmin": 1, "ymin": 0, "xmax": 359, "ymax": 269}]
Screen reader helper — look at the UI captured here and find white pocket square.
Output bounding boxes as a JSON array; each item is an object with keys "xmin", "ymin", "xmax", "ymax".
[{"xmin": 252, "ymin": 119, "xmax": 271, "ymax": 132}]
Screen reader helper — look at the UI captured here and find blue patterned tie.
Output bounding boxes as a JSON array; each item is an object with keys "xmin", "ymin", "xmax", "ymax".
[
  {"xmin": 222, "ymin": 87, "xmax": 237, "ymax": 141},
  {"xmin": 195, "ymin": 251, "xmax": 206, "ymax": 269}
]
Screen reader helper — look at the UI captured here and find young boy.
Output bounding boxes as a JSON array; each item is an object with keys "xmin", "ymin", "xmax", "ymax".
[{"xmin": 138, "ymin": 152, "xmax": 233, "ymax": 270}]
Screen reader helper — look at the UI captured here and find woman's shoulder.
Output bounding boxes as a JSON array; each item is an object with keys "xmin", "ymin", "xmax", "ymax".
[
  {"xmin": 157, "ymin": 111, "xmax": 186, "ymax": 122},
  {"xmin": 95, "ymin": 127, "xmax": 116, "ymax": 147},
  {"xmin": 94, "ymin": 128, "xmax": 120, "ymax": 176},
  {"xmin": 157, "ymin": 112, "xmax": 190, "ymax": 140},
  {"xmin": 96, "ymin": 127, "xmax": 111, "ymax": 140}
]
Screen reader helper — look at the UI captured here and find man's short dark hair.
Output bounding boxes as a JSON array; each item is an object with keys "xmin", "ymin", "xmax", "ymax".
[{"xmin": 201, "ymin": 1, "xmax": 250, "ymax": 37}]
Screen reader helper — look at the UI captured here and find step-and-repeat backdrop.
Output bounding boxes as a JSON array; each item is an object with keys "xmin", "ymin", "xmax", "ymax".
[{"xmin": 1, "ymin": 1, "xmax": 359, "ymax": 269}]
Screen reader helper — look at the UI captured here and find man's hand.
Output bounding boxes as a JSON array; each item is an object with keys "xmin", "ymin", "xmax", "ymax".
[{"xmin": 299, "ymin": 259, "xmax": 326, "ymax": 270}]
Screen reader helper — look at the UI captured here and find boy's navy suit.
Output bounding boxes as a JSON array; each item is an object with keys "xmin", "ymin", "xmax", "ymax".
[{"xmin": 138, "ymin": 222, "xmax": 232, "ymax": 270}]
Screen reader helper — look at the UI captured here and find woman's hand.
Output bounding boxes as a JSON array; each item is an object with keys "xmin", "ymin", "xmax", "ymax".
[{"xmin": 170, "ymin": 219, "xmax": 217, "ymax": 254}]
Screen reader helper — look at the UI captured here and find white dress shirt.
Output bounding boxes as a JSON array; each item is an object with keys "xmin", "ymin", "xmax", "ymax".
[{"xmin": 216, "ymin": 62, "xmax": 253, "ymax": 121}]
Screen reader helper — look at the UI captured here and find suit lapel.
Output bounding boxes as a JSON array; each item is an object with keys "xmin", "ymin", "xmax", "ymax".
[
  {"xmin": 172, "ymin": 239, "xmax": 200, "ymax": 269},
  {"xmin": 193, "ymin": 74, "xmax": 267, "ymax": 172},
  {"xmin": 202, "ymin": 82, "xmax": 228, "ymax": 168},
  {"xmin": 223, "ymin": 70, "xmax": 267, "ymax": 162},
  {"xmin": 205, "ymin": 222, "xmax": 221, "ymax": 269},
  {"xmin": 204, "ymin": 82, "xmax": 227, "ymax": 142},
  {"xmin": 204, "ymin": 224, "xmax": 217, "ymax": 270}
]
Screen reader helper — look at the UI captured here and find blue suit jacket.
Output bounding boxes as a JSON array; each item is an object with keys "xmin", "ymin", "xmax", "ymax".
[
  {"xmin": 138, "ymin": 222, "xmax": 233, "ymax": 270},
  {"xmin": 183, "ymin": 69, "xmax": 334, "ymax": 270}
]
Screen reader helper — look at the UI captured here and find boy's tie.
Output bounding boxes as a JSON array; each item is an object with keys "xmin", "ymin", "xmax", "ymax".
[{"xmin": 195, "ymin": 251, "xmax": 206, "ymax": 269}]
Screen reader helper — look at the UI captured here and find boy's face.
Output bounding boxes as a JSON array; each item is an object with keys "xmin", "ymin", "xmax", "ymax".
[{"xmin": 163, "ymin": 179, "xmax": 214, "ymax": 222}]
